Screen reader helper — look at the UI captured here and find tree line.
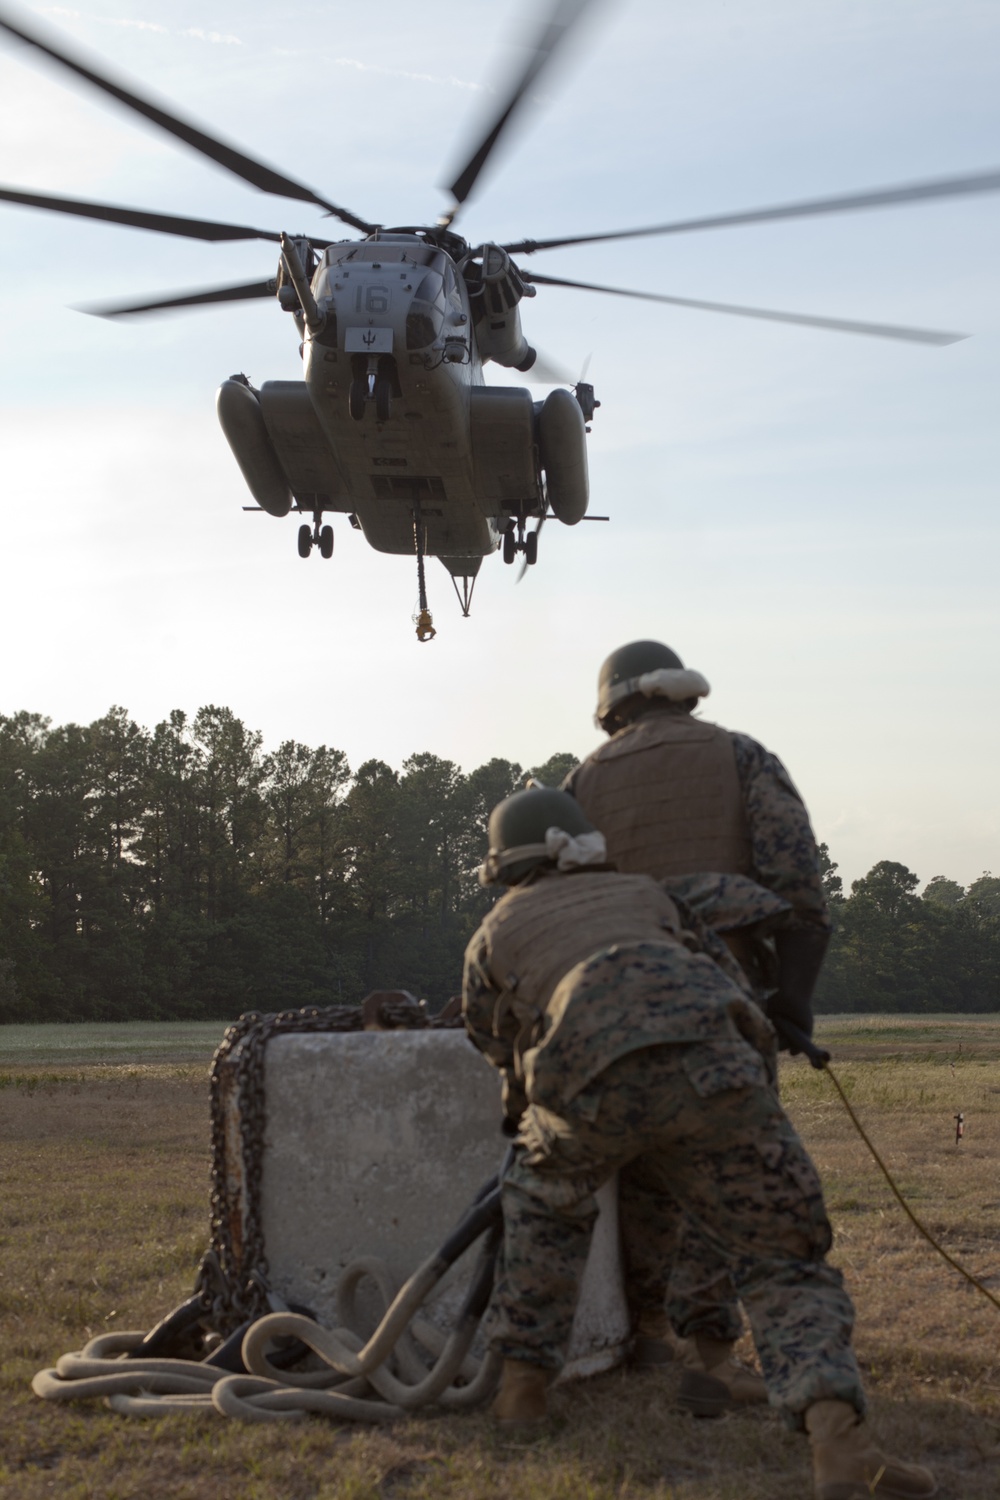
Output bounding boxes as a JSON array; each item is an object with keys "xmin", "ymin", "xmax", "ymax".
[
  {"xmin": 0, "ymin": 707, "xmax": 577, "ymax": 1022},
  {"xmin": 815, "ymin": 851, "xmax": 1000, "ymax": 1012},
  {"xmin": 0, "ymin": 707, "xmax": 995, "ymax": 1021}
]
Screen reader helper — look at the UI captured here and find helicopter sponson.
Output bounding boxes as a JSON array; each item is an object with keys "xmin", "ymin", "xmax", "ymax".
[{"xmin": 216, "ymin": 233, "xmax": 590, "ymax": 572}]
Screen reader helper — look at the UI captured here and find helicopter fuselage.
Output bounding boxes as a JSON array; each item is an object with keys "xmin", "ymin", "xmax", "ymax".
[{"xmin": 217, "ymin": 233, "xmax": 590, "ymax": 581}]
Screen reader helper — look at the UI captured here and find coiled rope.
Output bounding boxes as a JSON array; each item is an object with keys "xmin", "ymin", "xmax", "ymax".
[{"xmin": 33, "ymin": 1179, "xmax": 505, "ymax": 1422}]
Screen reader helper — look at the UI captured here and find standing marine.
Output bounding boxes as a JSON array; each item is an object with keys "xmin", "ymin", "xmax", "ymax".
[
  {"xmin": 562, "ymin": 639, "xmax": 831, "ymax": 1402},
  {"xmin": 463, "ymin": 786, "xmax": 936, "ymax": 1500},
  {"xmin": 564, "ymin": 638, "xmax": 831, "ymax": 1037}
]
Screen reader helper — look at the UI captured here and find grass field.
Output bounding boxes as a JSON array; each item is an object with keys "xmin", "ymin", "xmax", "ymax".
[
  {"xmin": 1, "ymin": 1016, "xmax": 999, "ymax": 1499},
  {"xmin": 0, "ymin": 1020, "xmax": 229, "ymax": 1068}
]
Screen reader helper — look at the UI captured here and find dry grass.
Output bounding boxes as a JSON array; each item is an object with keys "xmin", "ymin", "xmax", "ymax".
[
  {"xmin": 1, "ymin": 1017, "xmax": 999, "ymax": 1499},
  {"xmin": 0, "ymin": 1021, "xmax": 227, "ymax": 1068}
]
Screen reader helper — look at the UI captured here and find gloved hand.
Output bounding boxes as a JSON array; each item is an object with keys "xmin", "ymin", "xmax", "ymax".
[{"xmin": 767, "ymin": 927, "xmax": 830, "ymax": 1052}]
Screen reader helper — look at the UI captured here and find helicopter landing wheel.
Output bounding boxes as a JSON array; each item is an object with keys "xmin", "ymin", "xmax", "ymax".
[
  {"xmin": 348, "ymin": 380, "xmax": 366, "ymax": 421},
  {"xmin": 374, "ymin": 377, "xmax": 392, "ymax": 422},
  {"xmin": 525, "ymin": 530, "xmax": 538, "ymax": 566},
  {"xmin": 297, "ymin": 524, "xmax": 312, "ymax": 558},
  {"xmin": 319, "ymin": 524, "xmax": 334, "ymax": 559},
  {"xmin": 502, "ymin": 529, "xmax": 516, "ymax": 565}
]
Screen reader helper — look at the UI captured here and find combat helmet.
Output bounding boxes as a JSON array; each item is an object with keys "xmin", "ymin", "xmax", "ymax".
[
  {"xmin": 596, "ymin": 640, "xmax": 710, "ymax": 731},
  {"xmin": 479, "ymin": 787, "xmax": 604, "ymax": 886}
]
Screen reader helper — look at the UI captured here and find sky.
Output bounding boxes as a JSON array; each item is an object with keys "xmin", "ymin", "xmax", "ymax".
[{"xmin": 0, "ymin": 0, "xmax": 997, "ymax": 892}]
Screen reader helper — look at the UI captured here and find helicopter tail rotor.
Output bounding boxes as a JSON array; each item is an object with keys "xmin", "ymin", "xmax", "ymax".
[
  {"xmin": 525, "ymin": 349, "xmax": 600, "ymax": 424},
  {"xmin": 524, "ymin": 348, "xmax": 576, "ymax": 385}
]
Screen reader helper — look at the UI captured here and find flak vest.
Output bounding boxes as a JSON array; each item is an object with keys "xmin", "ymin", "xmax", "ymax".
[
  {"xmin": 479, "ymin": 870, "xmax": 684, "ymax": 1013},
  {"xmin": 569, "ymin": 711, "xmax": 753, "ymax": 880}
]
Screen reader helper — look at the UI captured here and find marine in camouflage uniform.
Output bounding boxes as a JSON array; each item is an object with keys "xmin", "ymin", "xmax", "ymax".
[
  {"xmin": 562, "ymin": 641, "xmax": 832, "ymax": 1367},
  {"xmin": 464, "ymin": 860, "xmax": 858, "ymax": 1426},
  {"xmin": 464, "ymin": 791, "xmax": 938, "ymax": 1500}
]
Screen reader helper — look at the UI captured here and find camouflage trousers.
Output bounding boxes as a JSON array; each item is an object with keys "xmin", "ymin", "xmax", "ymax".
[
  {"xmin": 653, "ymin": 1072, "xmax": 779, "ymax": 1344},
  {"xmin": 492, "ymin": 1040, "xmax": 865, "ymax": 1426},
  {"xmin": 659, "ymin": 1227, "xmax": 743, "ymax": 1342}
]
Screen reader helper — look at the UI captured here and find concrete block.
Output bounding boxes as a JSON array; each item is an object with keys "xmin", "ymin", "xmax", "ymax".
[{"xmin": 244, "ymin": 1029, "xmax": 628, "ymax": 1379}]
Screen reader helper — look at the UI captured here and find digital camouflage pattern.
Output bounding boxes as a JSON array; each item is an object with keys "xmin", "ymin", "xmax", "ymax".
[
  {"xmin": 462, "ymin": 869, "xmax": 779, "ymax": 1123},
  {"xmin": 663, "ymin": 870, "xmax": 793, "ymax": 937},
  {"xmin": 492, "ymin": 1044, "xmax": 865, "ymax": 1427},
  {"xmin": 520, "ymin": 940, "xmax": 776, "ymax": 1116},
  {"xmin": 728, "ymin": 731, "xmax": 831, "ymax": 934},
  {"xmin": 664, "ymin": 871, "xmax": 795, "ymax": 1003}
]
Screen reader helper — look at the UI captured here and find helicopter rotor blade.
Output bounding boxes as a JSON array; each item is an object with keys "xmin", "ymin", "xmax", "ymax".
[
  {"xmin": 0, "ymin": 185, "xmax": 331, "ymax": 245},
  {"xmin": 441, "ymin": 0, "xmax": 600, "ymax": 222},
  {"xmin": 521, "ymin": 270, "xmax": 968, "ymax": 346},
  {"xmin": 0, "ymin": 6, "xmax": 377, "ymax": 233},
  {"xmin": 78, "ymin": 279, "xmax": 278, "ymax": 319},
  {"xmin": 502, "ymin": 167, "xmax": 1000, "ymax": 256}
]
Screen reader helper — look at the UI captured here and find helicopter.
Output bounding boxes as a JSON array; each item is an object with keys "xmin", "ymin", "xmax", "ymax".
[{"xmin": 1, "ymin": 1, "xmax": 997, "ymax": 640}]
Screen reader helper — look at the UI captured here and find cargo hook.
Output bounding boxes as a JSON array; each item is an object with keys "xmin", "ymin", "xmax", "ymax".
[{"xmin": 412, "ymin": 504, "xmax": 436, "ymax": 642}]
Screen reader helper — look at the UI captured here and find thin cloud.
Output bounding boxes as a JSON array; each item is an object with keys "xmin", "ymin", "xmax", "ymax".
[
  {"xmin": 37, "ymin": 9, "xmax": 241, "ymax": 44},
  {"xmin": 270, "ymin": 49, "xmax": 488, "ymax": 92},
  {"xmin": 103, "ymin": 18, "xmax": 169, "ymax": 33},
  {"xmin": 180, "ymin": 27, "xmax": 242, "ymax": 46},
  {"xmin": 334, "ymin": 56, "xmax": 486, "ymax": 91}
]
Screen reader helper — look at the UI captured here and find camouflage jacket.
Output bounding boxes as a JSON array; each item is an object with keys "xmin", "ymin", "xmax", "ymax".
[
  {"xmin": 463, "ymin": 867, "xmax": 777, "ymax": 1119},
  {"xmin": 729, "ymin": 730, "xmax": 831, "ymax": 933},
  {"xmin": 664, "ymin": 871, "xmax": 795, "ymax": 997}
]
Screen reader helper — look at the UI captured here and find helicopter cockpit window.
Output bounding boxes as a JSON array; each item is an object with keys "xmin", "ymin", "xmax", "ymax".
[
  {"xmin": 406, "ymin": 270, "xmax": 445, "ymax": 349},
  {"xmin": 416, "ymin": 249, "xmax": 447, "ymax": 276},
  {"xmin": 412, "ymin": 272, "xmax": 445, "ymax": 308},
  {"xmin": 441, "ymin": 261, "xmax": 465, "ymax": 319}
]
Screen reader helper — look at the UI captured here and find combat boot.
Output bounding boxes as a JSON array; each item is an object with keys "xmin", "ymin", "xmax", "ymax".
[
  {"xmin": 675, "ymin": 1334, "xmax": 769, "ymax": 1417},
  {"xmin": 806, "ymin": 1399, "xmax": 937, "ymax": 1499},
  {"xmin": 630, "ymin": 1307, "xmax": 682, "ymax": 1369},
  {"xmin": 491, "ymin": 1359, "xmax": 552, "ymax": 1428}
]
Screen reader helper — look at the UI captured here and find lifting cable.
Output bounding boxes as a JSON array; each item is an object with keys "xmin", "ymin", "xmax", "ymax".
[
  {"xmin": 412, "ymin": 509, "xmax": 436, "ymax": 642},
  {"xmin": 774, "ymin": 1019, "xmax": 1000, "ymax": 1315}
]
